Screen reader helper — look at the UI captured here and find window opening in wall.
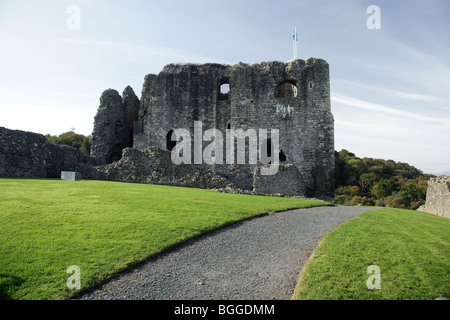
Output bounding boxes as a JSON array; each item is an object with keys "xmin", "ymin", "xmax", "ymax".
[
  {"xmin": 279, "ymin": 149, "xmax": 287, "ymax": 162},
  {"xmin": 219, "ymin": 81, "xmax": 230, "ymax": 101},
  {"xmin": 276, "ymin": 80, "xmax": 298, "ymax": 98},
  {"xmin": 166, "ymin": 130, "xmax": 177, "ymax": 151},
  {"xmin": 220, "ymin": 83, "xmax": 230, "ymax": 94}
]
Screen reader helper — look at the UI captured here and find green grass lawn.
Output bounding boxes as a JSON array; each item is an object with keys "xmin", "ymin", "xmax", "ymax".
[
  {"xmin": 293, "ymin": 207, "xmax": 450, "ymax": 300},
  {"xmin": 0, "ymin": 178, "xmax": 329, "ymax": 300}
]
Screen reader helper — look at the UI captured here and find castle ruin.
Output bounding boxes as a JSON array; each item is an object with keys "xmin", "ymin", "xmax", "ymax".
[
  {"xmin": 91, "ymin": 58, "xmax": 334, "ymax": 200},
  {"xmin": 0, "ymin": 58, "xmax": 335, "ymax": 201}
]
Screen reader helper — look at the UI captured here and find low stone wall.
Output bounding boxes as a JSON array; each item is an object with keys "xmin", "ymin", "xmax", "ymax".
[
  {"xmin": 418, "ymin": 176, "xmax": 450, "ymax": 218},
  {"xmin": 89, "ymin": 147, "xmax": 235, "ymax": 190},
  {"xmin": 0, "ymin": 127, "xmax": 99, "ymax": 178}
]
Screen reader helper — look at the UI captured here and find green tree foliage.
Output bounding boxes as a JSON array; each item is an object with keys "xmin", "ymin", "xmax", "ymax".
[
  {"xmin": 45, "ymin": 131, "xmax": 92, "ymax": 156},
  {"xmin": 375, "ymin": 178, "xmax": 395, "ymax": 199},
  {"xmin": 334, "ymin": 149, "xmax": 432, "ymax": 210}
]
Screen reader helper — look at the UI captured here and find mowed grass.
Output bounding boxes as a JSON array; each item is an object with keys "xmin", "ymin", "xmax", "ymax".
[
  {"xmin": 293, "ymin": 208, "xmax": 450, "ymax": 300},
  {"xmin": 0, "ymin": 178, "xmax": 329, "ymax": 300}
]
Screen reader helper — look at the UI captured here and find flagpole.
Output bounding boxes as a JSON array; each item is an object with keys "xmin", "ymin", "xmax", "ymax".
[{"xmin": 292, "ymin": 26, "xmax": 298, "ymax": 59}]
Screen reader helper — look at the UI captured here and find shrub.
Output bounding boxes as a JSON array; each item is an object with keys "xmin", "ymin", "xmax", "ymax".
[
  {"xmin": 334, "ymin": 194, "xmax": 350, "ymax": 205},
  {"xmin": 347, "ymin": 196, "xmax": 374, "ymax": 206},
  {"xmin": 349, "ymin": 186, "xmax": 362, "ymax": 197},
  {"xmin": 375, "ymin": 178, "xmax": 395, "ymax": 199}
]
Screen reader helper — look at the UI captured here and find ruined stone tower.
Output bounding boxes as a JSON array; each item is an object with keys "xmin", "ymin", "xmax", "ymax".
[
  {"xmin": 91, "ymin": 58, "xmax": 334, "ymax": 200},
  {"xmin": 91, "ymin": 86, "xmax": 140, "ymax": 164}
]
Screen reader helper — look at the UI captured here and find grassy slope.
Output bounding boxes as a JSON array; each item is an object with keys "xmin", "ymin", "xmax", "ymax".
[
  {"xmin": 293, "ymin": 208, "xmax": 450, "ymax": 300},
  {"xmin": 0, "ymin": 178, "xmax": 329, "ymax": 300}
]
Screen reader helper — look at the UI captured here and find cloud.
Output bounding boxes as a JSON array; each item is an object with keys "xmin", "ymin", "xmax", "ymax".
[
  {"xmin": 332, "ymin": 92, "xmax": 450, "ymax": 126},
  {"xmin": 42, "ymin": 34, "xmax": 223, "ymax": 65},
  {"xmin": 335, "ymin": 79, "xmax": 450, "ymax": 104}
]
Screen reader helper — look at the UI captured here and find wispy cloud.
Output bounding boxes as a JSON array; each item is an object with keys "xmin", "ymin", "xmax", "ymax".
[
  {"xmin": 335, "ymin": 79, "xmax": 450, "ymax": 104},
  {"xmin": 42, "ymin": 34, "xmax": 223, "ymax": 65},
  {"xmin": 332, "ymin": 92, "xmax": 450, "ymax": 126}
]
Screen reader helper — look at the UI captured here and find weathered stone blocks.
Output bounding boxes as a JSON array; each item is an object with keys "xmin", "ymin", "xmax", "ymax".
[
  {"xmin": 418, "ymin": 176, "xmax": 450, "ymax": 218},
  {"xmin": 0, "ymin": 127, "xmax": 99, "ymax": 178},
  {"xmin": 91, "ymin": 86, "xmax": 140, "ymax": 164},
  {"xmin": 133, "ymin": 59, "xmax": 334, "ymax": 200}
]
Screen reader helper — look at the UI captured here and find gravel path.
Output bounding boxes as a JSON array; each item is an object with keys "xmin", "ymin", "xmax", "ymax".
[{"xmin": 80, "ymin": 205, "xmax": 373, "ymax": 300}]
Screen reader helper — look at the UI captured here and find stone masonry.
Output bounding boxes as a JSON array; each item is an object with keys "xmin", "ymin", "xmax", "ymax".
[
  {"xmin": 91, "ymin": 86, "xmax": 140, "ymax": 164},
  {"xmin": 418, "ymin": 176, "xmax": 450, "ymax": 218},
  {"xmin": 130, "ymin": 59, "xmax": 334, "ymax": 200},
  {"xmin": 0, "ymin": 126, "xmax": 99, "ymax": 178}
]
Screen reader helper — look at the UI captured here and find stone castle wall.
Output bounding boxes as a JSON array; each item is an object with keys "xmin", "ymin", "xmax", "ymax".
[
  {"xmin": 133, "ymin": 59, "xmax": 334, "ymax": 199},
  {"xmin": 0, "ymin": 127, "xmax": 99, "ymax": 178},
  {"xmin": 0, "ymin": 127, "xmax": 238, "ymax": 191},
  {"xmin": 418, "ymin": 176, "xmax": 450, "ymax": 218},
  {"xmin": 91, "ymin": 86, "xmax": 140, "ymax": 164}
]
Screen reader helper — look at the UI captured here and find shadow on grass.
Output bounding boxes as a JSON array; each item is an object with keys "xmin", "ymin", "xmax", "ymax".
[{"xmin": 0, "ymin": 274, "xmax": 24, "ymax": 300}]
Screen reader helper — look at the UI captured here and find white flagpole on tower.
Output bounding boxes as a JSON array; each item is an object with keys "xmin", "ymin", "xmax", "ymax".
[{"xmin": 292, "ymin": 26, "xmax": 298, "ymax": 59}]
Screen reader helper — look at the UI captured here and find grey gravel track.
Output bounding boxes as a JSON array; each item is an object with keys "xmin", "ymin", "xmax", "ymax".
[{"xmin": 80, "ymin": 205, "xmax": 373, "ymax": 300}]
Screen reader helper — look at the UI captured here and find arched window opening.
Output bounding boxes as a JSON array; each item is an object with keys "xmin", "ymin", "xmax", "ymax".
[
  {"xmin": 166, "ymin": 130, "xmax": 177, "ymax": 151},
  {"xmin": 276, "ymin": 80, "xmax": 298, "ymax": 98}
]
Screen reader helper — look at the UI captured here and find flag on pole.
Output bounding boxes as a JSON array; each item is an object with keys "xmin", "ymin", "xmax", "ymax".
[{"xmin": 292, "ymin": 26, "xmax": 298, "ymax": 59}]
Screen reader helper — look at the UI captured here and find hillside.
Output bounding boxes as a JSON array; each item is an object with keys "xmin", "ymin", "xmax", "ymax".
[{"xmin": 334, "ymin": 149, "xmax": 434, "ymax": 210}]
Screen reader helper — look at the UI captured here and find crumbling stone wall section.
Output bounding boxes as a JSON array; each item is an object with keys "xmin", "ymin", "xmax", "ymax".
[
  {"xmin": 0, "ymin": 126, "xmax": 239, "ymax": 190},
  {"xmin": 91, "ymin": 86, "xmax": 140, "ymax": 164},
  {"xmin": 91, "ymin": 146, "xmax": 234, "ymax": 190},
  {"xmin": 133, "ymin": 59, "xmax": 334, "ymax": 200},
  {"xmin": 418, "ymin": 176, "xmax": 450, "ymax": 218},
  {"xmin": 0, "ymin": 127, "xmax": 48, "ymax": 177},
  {"xmin": 0, "ymin": 127, "xmax": 99, "ymax": 178}
]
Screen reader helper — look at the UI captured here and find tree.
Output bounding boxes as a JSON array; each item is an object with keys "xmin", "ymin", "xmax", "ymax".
[
  {"xmin": 45, "ymin": 131, "xmax": 92, "ymax": 156},
  {"xmin": 349, "ymin": 185, "xmax": 362, "ymax": 197},
  {"xmin": 359, "ymin": 173, "xmax": 377, "ymax": 193},
  {"xmin": 334, "ymin": 149, "xmax": 433, "ymax": 210},
  {"xmin": 375, "ymin": 178, "xmax": 395, "ymax": 199}
]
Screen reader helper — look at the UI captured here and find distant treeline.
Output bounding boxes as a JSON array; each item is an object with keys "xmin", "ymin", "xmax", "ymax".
[
  {"xmin": 45, "ymin": 131, "xmax": 92, "ymax": 156},
  {"xmin": 334, "ymin": 149, "xmax": 432, "ymax": 210}
]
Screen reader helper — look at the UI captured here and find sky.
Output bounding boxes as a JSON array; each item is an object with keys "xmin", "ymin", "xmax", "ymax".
[{"xmin": 0, "ymin": 0, "xmax": 449, "ymax": 174}]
